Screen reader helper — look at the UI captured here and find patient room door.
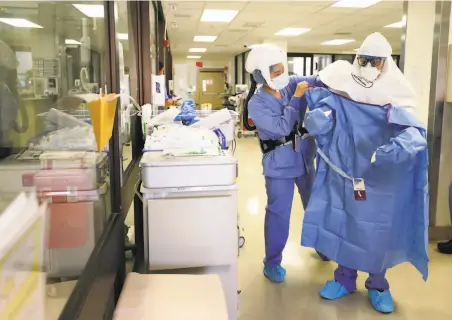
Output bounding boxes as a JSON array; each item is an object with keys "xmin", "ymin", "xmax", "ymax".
[{"xmin": 196, "ymin": 68, "xmax": 225, "ymax": 109}]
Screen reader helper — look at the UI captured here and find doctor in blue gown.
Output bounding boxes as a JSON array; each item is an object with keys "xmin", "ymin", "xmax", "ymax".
[
  {"xmin": 300, "ymin": 33, "xmax": 429, "ymax": 314},
  {"xmin": 244, "ymin": 44, "xmax": 325, "ymax": 283}
]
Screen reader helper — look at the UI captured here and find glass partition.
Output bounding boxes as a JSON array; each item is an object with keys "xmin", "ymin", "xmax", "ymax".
[
  {"xmin": 0, "ymin": 1, "xmax": 111, "ymax": 318},
  {"xmin": 288, "ymin": 54, "xmax": 314, "ymax": 76},
  {"xmin": 150, "ymin": 3, "xmax": 157, "ymax": 76},
  {"xmin": 114, "ymin": 1, "xmax": 139, "ymax": 174}
]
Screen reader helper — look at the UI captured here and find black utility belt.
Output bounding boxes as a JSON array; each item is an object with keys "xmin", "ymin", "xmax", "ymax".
[
  {"xmin": 259, "ymin": 126, "xmax": 309, "ymax": 154},
  {"xmin": 260, "ymin": 132, "xmax": 297, "ymax": 154}
]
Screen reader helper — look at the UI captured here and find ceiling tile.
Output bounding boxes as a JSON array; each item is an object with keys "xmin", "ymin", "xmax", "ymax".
[{"xmin": 166, "ymin": 0, "xmax": 404, "ymax": 56}]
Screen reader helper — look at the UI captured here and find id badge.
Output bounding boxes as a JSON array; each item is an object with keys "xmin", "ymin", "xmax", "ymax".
[
  {"xmin": 353, "ymin": 178, "xmax": 366, "ymax": 201},
  {"xmin": 294, "ymin": 134, "xmax": 301, "ymax": 152}
]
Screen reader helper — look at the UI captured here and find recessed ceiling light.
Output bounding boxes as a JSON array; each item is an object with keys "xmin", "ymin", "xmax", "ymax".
[
  {"xmin": 247, "ymin": 44, "xmax": 262, "ymax": 49},
  {"xmin": 0, "ymin": 18, "xmax": 43, "ymax": 28},
  {"xmin": 187, "ymin": 55, "xmax": 201, "ymax": 59},
  {"xmin": 332, "ymin": 0, "xmax": 382, "ymax": 8},
  {"xmin": 65, "ymin": 39, "xmax": 82, "ymax": 45},
  {"xmin": 189, "ymin": 48, "xmax": 207, "ymax": 53},
  {"xmin": 73, "ymin": 4, "xmax": 104, "ymax": 18},
  {"xmin": 275, "ymin": 28, "xmax": 310, "ymax": 37},
  {"xmin": 117, "ymin": 33, "xmax": 128, "ymax": 40},
  {"xmin": 200, "ymin": 9, "xmax": 238, "ymax": 22},
  {"xmin": 354, "ymin": 48, "xmax": 360, "ymax": 51},
  {"xmin": 385, "ymin": 21, "xmax": 404, "ymax": 28},
  {"xmin": 322, "ymin": 39, "xmax": 356, "ymax": 46},
  {"xmin": 193, "ymin": 36, "xmax": 217, "ymax": 43}
]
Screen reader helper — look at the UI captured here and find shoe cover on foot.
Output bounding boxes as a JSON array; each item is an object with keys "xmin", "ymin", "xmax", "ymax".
[
  {"xmin": 263, "ymin": 265, "xmax": 286, "ymax": 283},
  {"xmin": 320, "ymin": 280, "xmax": 351, "ymax": 300},
  {"xmin": 368, "ymin": 289, "xmax": 394, "ymax": 314}
]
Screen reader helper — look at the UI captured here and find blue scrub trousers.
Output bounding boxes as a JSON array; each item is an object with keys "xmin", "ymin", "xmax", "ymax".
[
  {"xmin": 335, "ymin": 265, "xmax": 389, "ymax": 292},
  {"xmin": 264, "ymin": 170, "xmax": 315, "ymax": 267}
]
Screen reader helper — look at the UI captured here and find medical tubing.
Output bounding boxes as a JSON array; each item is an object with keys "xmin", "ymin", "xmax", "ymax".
[
  {"xmin": 3, "ymin": 72, "xmax": 29, "ymax": 133},
  {"xmin": 80, "ymin": 67, "xmax": 90, "ymax": 93},
  {"xmin": 243, "ymin": 74, "xmax": 257, "ymax": 131},
  {"xmin": 13, "ymin": 100, "xmax": 29, "ymax": 134}
]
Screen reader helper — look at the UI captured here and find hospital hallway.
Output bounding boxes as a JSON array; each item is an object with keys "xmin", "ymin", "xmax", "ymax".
[{"xmin": 234, "ymin": 137, "xmax": 452, "ymax": 320}]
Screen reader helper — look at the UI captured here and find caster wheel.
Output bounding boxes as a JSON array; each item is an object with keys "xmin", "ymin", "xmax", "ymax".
[
  {"xmin": 237, "ymin": 132, "xmax": 242, "ymax": 138},
  {"xmin": 239, "ymin": 236, "xmax": 245, "ymax": 248}
]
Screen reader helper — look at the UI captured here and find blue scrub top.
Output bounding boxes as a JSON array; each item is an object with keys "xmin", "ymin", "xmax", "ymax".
[{"xmin": 247, "ymin": 75, "xmax": 320, "ymax": 178}]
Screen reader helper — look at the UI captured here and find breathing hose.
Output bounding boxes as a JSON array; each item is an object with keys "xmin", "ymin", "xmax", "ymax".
[
  {"xmin": 13, "ymin": 100, "xmax": 29, "ymax": 134},
  {"xmin": 243, "ymin": 74, "xmax": 257, "ymax": 131},
  {"xmin": 5, "ymin": 71, "xmax": 29, "ymax": 134}
]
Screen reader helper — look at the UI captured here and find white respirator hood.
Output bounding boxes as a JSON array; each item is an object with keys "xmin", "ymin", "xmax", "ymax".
[
  {"xmin": 319, "ymin": 33, "xmax": 417, "ymax": 110},
  {"xmin": 245, "ymin": 44, "xmax": 289, "ymax": 90}
]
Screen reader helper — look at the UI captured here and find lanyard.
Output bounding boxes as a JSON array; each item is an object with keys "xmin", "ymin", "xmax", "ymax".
[{"xmin": 315, "ymin": 141, "xmax": 353, "ymax": 181}]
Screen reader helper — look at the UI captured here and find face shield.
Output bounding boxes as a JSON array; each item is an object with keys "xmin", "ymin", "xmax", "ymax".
[
  {"xmin": 245, "ymin": 44, "xmax": 289, "ymax": 90},
  {"xmin": 353, "ymin": 32, "xmax": 392, "ymax": 84},
  {"xmin": 355, "ymin": 55, "xmax": 385, "ymax": 83}
]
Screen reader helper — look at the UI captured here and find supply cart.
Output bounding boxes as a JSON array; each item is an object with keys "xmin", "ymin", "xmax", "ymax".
[{"xmin": 140, "ymin": 151, "xmax": 238, "ymax": 320}]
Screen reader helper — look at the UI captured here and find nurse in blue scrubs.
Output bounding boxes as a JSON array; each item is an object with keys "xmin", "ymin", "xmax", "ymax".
[{"xmin": 244, "ymin": 44, "xmax": 326, "ymax": 283}]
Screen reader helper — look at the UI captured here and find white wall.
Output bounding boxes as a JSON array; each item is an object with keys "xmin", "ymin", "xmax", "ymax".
[
  {"xmin": 403, "ymin": 1, "xmax": 435, "ymax": 126},
  {"xmin": 172, "ymin": 56, "xmax": 234, "ymax": 99}
]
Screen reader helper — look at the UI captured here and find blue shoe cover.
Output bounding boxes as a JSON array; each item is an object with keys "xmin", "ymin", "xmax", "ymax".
[
  {"xmin": 263, "ymin": 265, "xmax": 286, "ymax": 283},
  {"xmin": 368, "ymin": 289, "xmax": 394, "ymax": 314},
  {"xmin": 320, "ymin": 280, "xmax": 351, "ymax": 300}
]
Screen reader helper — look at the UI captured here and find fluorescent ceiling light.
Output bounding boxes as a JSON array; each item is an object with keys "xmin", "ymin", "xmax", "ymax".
[
  {"xmin": 332, "ymin": 0, "xmax": 382, "ymax": 8},
  {"xmin": 65, "ymin": 39, "xmax": 81, "ymax": 45},
  {"xmin": 117, "ymin": 33, "xmax": 128, "ymax": 40},
  {"xmin": 189, "ymin": 48, "xmax": 207, "ymax": 53},
  {"xmin": 288, "ymin": 61, "xmax": 294, "ymax": 64},
  {"xmin": 200, "ymin": 9, "xmax": 238, "ymax": 22},
  {"xmin": 193, "ymin": 35, "xmax": 217, "ymax": 42},
  {"xmin": 385, "ymin": 20, "xmax": 404, "ymax": 28},
  {"xmin": 247, "ymin": 44, "xmax": 261, "ymax": 49},
  {"xmin": 322, "ymin": 39, "xmax": 356, "ymax": 46},
  {"xmin": 187, "ymin": 55, "xmax": 201, "ymax": 59},
  {"xmin": 0, "ymin": 18, "xmax": 43, "ymax": 28},
  {"xmin": 73, "ymin": 4, "xmax": 104, "ymax": 18},
  {"xmin": 275, "ymin": 28, "xmax": 310, "ymax": 37}
]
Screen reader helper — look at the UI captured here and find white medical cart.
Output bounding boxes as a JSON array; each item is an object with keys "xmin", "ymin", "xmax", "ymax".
[{"xmin": 140, "ymin": 151, "xmax": 238, "ymax": 320}]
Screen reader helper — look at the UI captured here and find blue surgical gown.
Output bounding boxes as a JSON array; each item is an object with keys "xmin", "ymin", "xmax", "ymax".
[
  {"xmin": 301, "ymin": 87, "xmax": 429, "ymax": 280},
  {"xmin": 247, "ymin": 76, "xmax": 321, "ymax": 178}
]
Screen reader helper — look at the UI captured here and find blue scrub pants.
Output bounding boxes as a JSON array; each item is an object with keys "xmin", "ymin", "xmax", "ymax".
[
  {"xmin": 264, "ymin": 170, "xmax": 315, "ymax": 268},
  {"xmin": 335, "ymin": 265, "xmax": 389, "ymax": 292}
]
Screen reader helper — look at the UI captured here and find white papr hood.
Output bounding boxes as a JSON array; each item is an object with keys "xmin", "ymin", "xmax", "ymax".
[
  {"xmin": 318, "ymin": 33, "xmax": 416, "ymax": 110},
  {"xmin": 245, "ymin": 44, "xmax": 289, "ymax": 90}
]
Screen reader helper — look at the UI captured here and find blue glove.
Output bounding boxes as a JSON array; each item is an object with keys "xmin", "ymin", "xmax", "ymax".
[{"xmin": 175, "ymin": 99, "xmax": 197, "ymax": 125}]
